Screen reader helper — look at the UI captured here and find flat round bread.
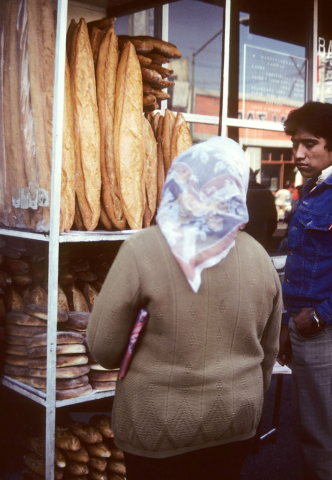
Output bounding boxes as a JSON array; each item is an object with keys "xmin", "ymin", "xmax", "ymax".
[
  {"xmin": 5, "ymin": 374, "xmax": 32, "ymax": 386},
  {"xmin": 29, "ymin": 364, "xmax": 90, "ymax": 379},
  {"xmin": 89, "ymin": 364, "xmax": 113, "ymax": 371},
  {"xmin": 24, "ymin": 304, "xmax": 68, "ymax": 323},
  {"xmin": 28, "ymin": 354, "xmax": 89, "ymax": 369},
  {"xmin": 6, "ymin": 335, "xmax": 30, "ymax": 346},
  {"xmin": 29, "ymin": 374, "xmax": 89, "ymax": 390},
  {"xmin": 66, "ymin": 312, "xmax": 90, "ymax": 330},
  {"xmin": 5, "ymin": 312, "xmax": 46, "ymax": 326},
  {"xmin": 5, "ymin": 354, "xmax": 30, "ymax": 366},
  {"xmin": 64, "ymin": 328, "xmax": 87, "ymax": 337},
  {"xmin": 28, "ymin": 344, "xmax": 86, "ymax": 358},
  {"xmin": 89, "ymin": 370, "xmax": 118, "ymax": 382},
  {"xmin": 56, "ymin": 383, "xmax": 92, "ymax": 401},
  {"xmin": 6, "ymin": 324, "xmax": 47, "ymax": 338},
  {"xmin": 27, "ymin": 331, "xmax": 84, "ymax": 348},
  {"xmin": 5, "ymin": 344, "xmax": 28, "ymax": 356},
  {"xmin": 3, "ymin": 364, "xmax": 30, "ymax": 376},
  {"xmin": 90, "ymin": 381, "xmax": 116, "ymax": 391}
]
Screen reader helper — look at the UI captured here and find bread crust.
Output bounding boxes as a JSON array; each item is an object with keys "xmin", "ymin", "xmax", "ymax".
[
  {"xmin": 71, "ymin": 19, "xmax": 101, "ymax": 231},
  {"xmin": 28, "ymin": 354, "xmax": 88, "ymax": 369},
  {"xmin": 114, "ymin": 42, "xmax": 145, "ymax": 230},
  {"xmin": 27, "ymin": 331, "xmax": 84, "ymax": 348},
  {"xmin": 64, "ymin": 447, "xmax": 89, "ymax": 463},
  {"xmin": 117, "ymin": 35, "xmax": 153, "ymax": 54},
  {"xmin": 134, "ymin": 36, "xmax": 182, "ymax": 59},
  {"xmin": 29, "ymin": 374, "xmax": 89, "ymax": 390},
  {"xmin": 170, "ymin": 112, "xmax": 192, "ymax": 161},
  {"xmin": 162, "ymin": 109, "xmax": 176, "ymax": 175},
  {"xmin": 69, "ymin": 421, "xmax": 103, "ymax": 444},
  {"xmin": 89, "ymin": 26, "xmax": 104, "ymax": 70},
  {"xmin": 142, "ymin": 117, "xmax": 158, "ymax": 227},
  {"xmin": 5, "ymin": 312, "xmax": 46, "ymax": 326},
  {"xmin": 6, "ymin": 324, "xmax": 47, "ymax": 338},
  {"xmin": 156, "ymin": 115, "xmax": 165, "ymax": 208},
  {"xmin": 56, "ymin": 383, "xmax": 92, "ymax": 400},
  {"xmin": 89, "ymin": 414, "xmax": 114, "ymax": 438}
]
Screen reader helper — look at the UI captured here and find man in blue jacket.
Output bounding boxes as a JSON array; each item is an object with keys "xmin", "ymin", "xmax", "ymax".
[{"xmin": 277, "ymin": 102, "xmax": 332, "ymax": 480}]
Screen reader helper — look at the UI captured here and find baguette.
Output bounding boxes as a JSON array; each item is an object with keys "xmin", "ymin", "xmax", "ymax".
[
  {"xmin": 59, "ymin": 54, "xmax": 76, "ymax": 233},
  {"xmin": 170, "ymin": 112, "xmax": 192, "ymax": 161},
  {"xmin": 89, "ymin": 415, "xmax": 114, "ymax": 438},
  {"xmin": 143, "ymin": 94, "xmax": 157, "ymax": 107},
  {"xmin": 74, "ymin": 197, "xmax": 86, "ymax": 231},
  {"xmin": 148, "ymin": 87, "xmax": 170, "ymax": 100},
  {"xmin": 162, "ymin": 109, "xmax": 176, "ymax": 175},
  {"xmin": 143, "ymin": 102, "xmax": 159, "ymax": 113},
  {"xmin": 156, "ymin": 115, "xmax": 165, "ymax": 207},
  {"xmin": 148, "ymin": 63, "xmax": 173, "ymax": 78},
  {"xmin": 134, "ymin": 36, "xmax": 182, "ymax": 58},
  {"xmin": 96, "ymin": 28, "xmax": 126, "ymax": 230},
  {"xmin": 141, "ymin": 67, "xmax": 162, "ymax": 84},
  {"xmin": 145, "ymin": 52, "xmax": 170, "ymax": 65},
  {"xmin": 66, "ymin": 19, "xmax": 78, "ymax": 65},
  {"xmin": 149, "ymin": 78, "xmax": 175, "ymax": 89},
  {"xmin": 87, "ymin": 17, "xmax": 116, "ymax": 34},
  {"xmin": 86, "ymin": 442, "xmax": 111, "ymax": 458},
  {"xmin": 142, "ymin": 117, "xmax": 158, "ymax": 227},
  {"xmin": 89, "ymin": 26, "xmax": 104, "ymax": 70},
  {"xmin": 137, "ymin": 55, "xmax": 152, "ymax": 67},
  {"xmin": 143, "ymin": 83, "xmax": 154, "ymax": 96},
  {"xmin": 26, "ymin": 0, "xmax": 55, "ymax": 228},
  {"xmin": 151, "ymin": 112, "xmax": 160, "ymax": 138},
  {"xmin": 99, "ymin": 202, "xmax": 113, "ymax": 231},
  {"xmin": 117, "ymin": 35, "xmax": 153, "ymax": 54},
  {"xmin": 71, "ymin": 19, "xmax": 101, "ymax": 231},
  {"xmin": 114, "ymin": 42, "xmax": 145, "ymax": 230}
]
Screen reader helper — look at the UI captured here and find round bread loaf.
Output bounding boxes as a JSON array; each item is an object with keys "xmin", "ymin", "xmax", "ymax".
[
  {"xmin": 89, "ymin": 364, "xmax": 113, "ymax": 371},
  {"xmin": 5, "ymin": 354, "xmax": 30, "ymax": 366},
  {"xmin": 5, "ymin": 344, "xmax": 28, "ymax": 356},
  {"xmin": 24, "ymin": 304, "xmax": 68, "ymax": 323},
  {"xmin": 5, "ymin": 374, "xmax": 31, "ymax": 385},
  {"xmin": 5, "ymin": 312, "xmax": 46, "ymax": 326},
  {"xmin": 90, "ymin": 381, "xmax": 116, "ymax": 391},
  {"xmin": 29, "ymin": 374, "xmax": 89, "ymax": 390},
  {"xmin": 27, "ymin": 331, "xmax": 84, "ymax": 348},
  {"xmin": 66, "ymin": 312, "xmax": 90, "ymax": 330},
  {"xmin": 3, "ymin": 364, "xmax": 30, "ymax": 376},
  {"xmin": 28, "ymin": 343, "xmax": 86, "ymax": 358},
  {"xmin": 56, "ymin": 383, "xmax": 92, "ymax": 400},
  {"xmin": 28, "ymin": 354, "xmax": 88, "ymax": 369},
  {"xmin": 6, "ymin": 335, "xmax": 30, "ymax": 345},
  {"xmin": 28, "ymin": 364, "xmax": 90, "ymax": 379},
  {"xmin": 6, "ymin": 324, "xmax": 47, "ymax": 338},
  {"xmin": 89, "ymin": 370, "xmax": 118, "ymax": 382}
]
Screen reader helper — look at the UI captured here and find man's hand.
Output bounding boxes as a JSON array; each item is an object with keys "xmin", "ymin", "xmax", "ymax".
[
  {"xmin": 277, "ymin": 323, "xmax": 292, "ymax": 366},
  {"xmin": 293, "ymin": 308, "xmax": 318, "ymax": 336}
]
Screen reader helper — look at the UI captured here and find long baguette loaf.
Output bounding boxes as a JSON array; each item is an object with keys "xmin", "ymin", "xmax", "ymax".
[
  {"xmin": 142, "ymin": 117, "xmax": 158, "ymax": 227},
  {"xmin": 66, "ymin": 19, "xmax": 78, "ymax": 65},
  {"xmin": 3, "ymin": 0, "xmax": 26, "ymax": 227},
  {"xmin": 162, "ymin": 109, "xmax": 176, "ymax": 175},
  {"xmin": 114, "ymin": 42, "xmax": 145, "ymax": 230},
  {"xmin": 60, "ymin": 54, "xmax": 76, "ymax": 233},
  {"xmin": 134, "ymin": 36, "xmax": 182, "ymax": 58},
  {"xmin": 97, "ymin": 26, "xmax": 126, "ymax": 230},
  {"xmin": 156, "ymin": 115, "xmax": 165, "ymax": 208},
  {"xmin": 99, "ymin": 203, "xmax": 113, "ymax": 231},
  {"xmin": 148, "ymin": 63, "xmax": 173, "ymax": 78},
  {"xmin": 137, "ymin": 55, "xmax": 152, "ymax": 67},
  {"xmin": 117, "ymin": 35, "xmax": 153, "ymax": 54},
  {"xmin": 71, "ymin": 19, "xmax": 101, "ymax": 231},
  {"xmin": 145, "ymin": 52, "xmax": 170, "ymax": 65},
  {"xmin": 87, "ymin": 17, "xmax": 116, "ymax": 34},
  {"xmin": 26, "ymin": 0, "xmax": 55, "ymax": 229},
  {"xmin": 171, "ymin": 112, "xmax": 192, "ymax": 161},
  {"xmin": 89, "ymin": 26, "xmax": 104, "ymax": 70}
]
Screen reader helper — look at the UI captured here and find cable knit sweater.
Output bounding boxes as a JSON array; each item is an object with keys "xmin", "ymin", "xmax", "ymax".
[{"xmin": 87, "ymin": 226, "xmax": 282, "ymax": 458}]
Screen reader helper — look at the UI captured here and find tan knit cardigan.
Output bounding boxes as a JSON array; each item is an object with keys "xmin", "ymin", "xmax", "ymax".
[{"xmin": 87, "ymin": 226, "xmax": 282, "ymax": 458}]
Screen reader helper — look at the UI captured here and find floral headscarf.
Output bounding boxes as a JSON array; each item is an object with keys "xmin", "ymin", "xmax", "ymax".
[{"xmin": 156, "ymin": 136, "xmax": 249, "ymax": 292}]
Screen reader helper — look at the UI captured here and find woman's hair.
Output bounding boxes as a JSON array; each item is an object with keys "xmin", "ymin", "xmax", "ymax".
[{"xmin": 284, "ymin": 102, "xmax": 332, "ymax": 151}]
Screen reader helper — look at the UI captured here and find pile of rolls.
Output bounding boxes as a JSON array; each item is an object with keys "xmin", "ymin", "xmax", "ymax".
[{"xmin": 22, "ymin": 415, "xmax": 126, "ymax": 480}]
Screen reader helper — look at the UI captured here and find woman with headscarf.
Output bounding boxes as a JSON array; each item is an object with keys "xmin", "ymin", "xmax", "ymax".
[{"xmin": 87, "ymin": 137, "xmax": 282, "ymax": 480}]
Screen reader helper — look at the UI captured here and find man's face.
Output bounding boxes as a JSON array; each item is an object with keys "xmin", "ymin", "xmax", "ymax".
[{"xmin": 291, "ymin": 128, "xmax": 332, "ymax": 178}]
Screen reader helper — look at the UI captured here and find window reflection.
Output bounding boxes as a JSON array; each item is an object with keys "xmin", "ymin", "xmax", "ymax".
[{"xmin": 168, "ymin": 0, "xmax": 224, "ymax": 115}]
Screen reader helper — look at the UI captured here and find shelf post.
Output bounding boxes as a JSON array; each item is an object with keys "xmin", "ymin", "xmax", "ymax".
[{"xmin": 45, "ymin": 0, "xmax": 68, "ymax": 478}]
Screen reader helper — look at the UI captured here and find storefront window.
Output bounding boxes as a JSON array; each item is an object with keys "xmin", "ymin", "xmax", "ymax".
[
  {"xmin": 316, "ymin": 1, "xmax": 332, "ymax": 103},
  {"xmin": 167, "ymin": 0, "xmax": 224, "ymax": 115},
  {"xmin": 228, "ymin": 0, "xmax": 308, "ymax": 123}
]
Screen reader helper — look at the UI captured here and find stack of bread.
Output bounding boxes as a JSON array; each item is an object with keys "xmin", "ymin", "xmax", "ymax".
[
  {"xmin": 3, "ymin": 307, "xmax": 67, "ymax": 384},
  {"xmin": 25, "ymin": 331, "xmax": 92, "ymax": 400},
  {"xmin": 22, "ymin": 437, "xmax": 66, "ymax": 480},
  {"xmin": 21, "ymin": 415, "xmax": 125, "ymax": 480}
]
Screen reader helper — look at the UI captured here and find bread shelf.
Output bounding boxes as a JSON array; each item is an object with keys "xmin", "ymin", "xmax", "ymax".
[
  {"xmin": 1, "ymin": 375, "xmax": 116, "ymax": 408},
  {"xmin": 0, "ymin": 228, "xmax": 138, "ymax": 243}
]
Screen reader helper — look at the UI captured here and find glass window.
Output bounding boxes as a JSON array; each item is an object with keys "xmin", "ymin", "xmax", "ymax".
[
  {"xmin": 228, "ymin": 0, "xmax": 308, "ymax": 124},
  {"xmin": 168, "ymin": 0, "xmax": 224, "ymax": 115},
  {"xmin": 316, "ymin": 1, "xmax": 332, "ymax": 103}
]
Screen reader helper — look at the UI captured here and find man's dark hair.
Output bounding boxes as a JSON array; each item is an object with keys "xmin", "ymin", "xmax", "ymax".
[{"xmin": 284, "ymin": 101, "xmax": 332, "ymax": 151}]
